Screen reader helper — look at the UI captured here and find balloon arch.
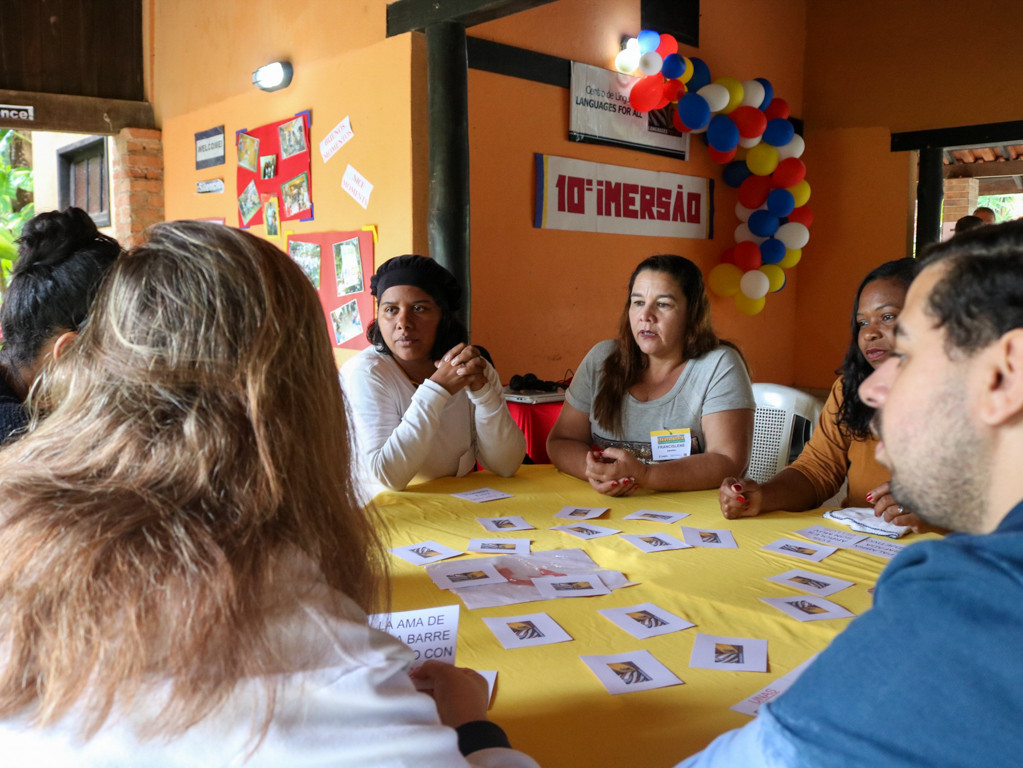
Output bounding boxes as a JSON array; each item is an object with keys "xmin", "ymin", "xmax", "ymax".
[{"xmin": 615, "ymin": 31, "xmax": 811, "ymax": 315}]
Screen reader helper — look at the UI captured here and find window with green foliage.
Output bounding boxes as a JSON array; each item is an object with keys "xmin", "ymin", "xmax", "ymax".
[{"xmin": 0, "ymin": 128, "xmax": 34, "ymax": 291}]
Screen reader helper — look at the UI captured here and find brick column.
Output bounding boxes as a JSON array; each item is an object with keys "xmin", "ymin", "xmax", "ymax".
[
  {"xmin": 111, "ymin": 127, "xmax": 165, "ymax": 247},
  {"xmin": 943, "ymin": 177, "xmax": 978, "ymax": 225}
]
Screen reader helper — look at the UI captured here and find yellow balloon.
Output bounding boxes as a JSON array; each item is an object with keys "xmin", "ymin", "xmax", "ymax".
[
  {"xmin": 714, "ymin": 76, "xmax": 744, "ymax": 113},
  {"xmin": 759, "ymin": 264, "xmax": 786, "ymax": 293},
  {"xmin": 679, "ymin": 56, "xmax": 694, "ymax": 84},
  {"xmin": 778, "ymin": 248, "xmax": 802, "ymax": 268},
  {"xmin": 707, "ymin": 263, "xmax": 743, "ymax": 297},
  {"xmin": 788, "ymin": 179, "xmax": 811, "ymax": 208},
  {"xmin": 734, "ymin": 293, "xmax": 766, "ymax": 315},
  {"xmin": 746, "ymin": 143, "xmax": 779, "ymax": 176}
]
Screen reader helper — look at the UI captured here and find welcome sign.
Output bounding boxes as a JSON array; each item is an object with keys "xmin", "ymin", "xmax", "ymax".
[{"xmin": 534, "ymin": 153, "xmax": 711, "ymax": 239}]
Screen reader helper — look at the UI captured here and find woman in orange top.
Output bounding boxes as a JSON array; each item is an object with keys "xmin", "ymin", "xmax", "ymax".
[{"xmin": 718, "ymin": 258, "xmax": 933, "ymax": 532}]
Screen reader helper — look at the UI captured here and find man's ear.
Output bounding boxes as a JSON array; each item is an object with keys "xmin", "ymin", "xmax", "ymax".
[
  {"xmin": 52, "ymin": 330, "xmax": 79, "ymax": 360},
  {"xmin": 978, "ymin": 329, "xmax": 1023, "ymax": 427}
]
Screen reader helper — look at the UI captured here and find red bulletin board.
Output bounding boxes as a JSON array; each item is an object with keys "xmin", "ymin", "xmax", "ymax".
[
  {"xmin": 287, "ymin": 230, "xmax": 375, "ymax": 351},
  {"xmin": 236, "ymin": 110, "xmax": 313, "ymax": 227}
]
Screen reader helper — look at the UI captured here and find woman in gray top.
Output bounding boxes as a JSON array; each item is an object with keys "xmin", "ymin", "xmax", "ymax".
[{"xmin": 547, "ymin": 254, "xmax": 754, "ymax": 496}]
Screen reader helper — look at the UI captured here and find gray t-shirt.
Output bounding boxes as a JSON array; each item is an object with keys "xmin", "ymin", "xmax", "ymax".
[{"xmin": 565, "ymin": 339, "xmax": 754, "ymax": 462}]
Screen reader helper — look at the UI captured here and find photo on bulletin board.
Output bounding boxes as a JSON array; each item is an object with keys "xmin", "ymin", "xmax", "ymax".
[
  {"xmin": 287, "ymin": 230, "xmax": 374, "ymax": 350},
  {"xmin": 262, "ymin": 195, "xmax": 280, "ymax": 238},
  {"xmin": 333, "ymin": 236, "xmax": 364, "ymax": 296},
  {"xmin": 330, "ymin": 299, "xmax": 363, "ymax": 345},
  {"xmin": 237, "ymin": 133, "xmax": 259, "ymax": 173},
  {"xmin": 260, "ymin": 154, "xmax": 277, "ymax": 180},
  {"xmin": 279, "ymin": 116, "xmax": 308, "ymax": 159},
  {"xmin": 288, "ymin": 240, "xmax": 321, "ymax": 288},
  {"xmin": 238, "ymin": 180, "xmax": 261, "ymax": 225},
  {"xmin": 236, "ymin": 111, "xmax": 313, "ymax": 227}
]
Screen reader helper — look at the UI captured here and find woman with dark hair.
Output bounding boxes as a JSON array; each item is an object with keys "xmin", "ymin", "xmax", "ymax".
[
  {"xmin": 341, "ymin": 254, "xmax": 525, "ymax": 499},
  {"xmin": 0, "ymin": 223, "xmax": 538, "ymax": 767},
  {"xmin": 719, "ymin": 258, "xmax": 933, "ymax": 530},
  {"xmin": 547, "ymin": 254, "xmax": 755, "ymax": 496},
  {"xmin": 0, "ymin": 207, "xmax": 121, "ymax": 443}
]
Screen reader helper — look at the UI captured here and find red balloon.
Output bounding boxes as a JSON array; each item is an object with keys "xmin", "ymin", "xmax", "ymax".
[
  {"xmin": 730, "ymin": 106, "xmax": 767, "ymax": 139},
  {"xmin": 764, "ymin": 97, "xmax": 791, "ymax": 121},
  {"xmin": 629, "ymin": 75, "xmax": 664, "ymax": 113},
  {"xmin": 707, "ymin": 146, "xmax": 737, "ymax": 164},
  {"xmin": 738, "ymin": 175, "xmax": 772, "ymax": 209},
  {"xmin": 733, "ymin": 241, "xmax": 762, "ymax": 271},
  {"xmin": 720, "ymin": 247, "xmax": 736, "ymax": 265},
  {"xmin": 663, "ymin": 79, "xmax": 685, "ymax": 103},
  {"xmin": 771, "ymin": 157, "xmax": 807, "ymax": 188},
  {"xmin": 787, "ymin": 205, "xmax": 814, "ymax": 227},
  {"xmin": 656, "ymin": 33, "xmax": 678, "ymax": 57},
  {"xmin": 672, "ymin": 106, "xmax": 692, "ymax": 133}
]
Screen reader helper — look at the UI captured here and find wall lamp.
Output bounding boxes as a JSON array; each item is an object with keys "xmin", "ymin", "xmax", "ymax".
[{"xmin": 252, "ymin": 61, "xmax": 294, "ymax": 92}]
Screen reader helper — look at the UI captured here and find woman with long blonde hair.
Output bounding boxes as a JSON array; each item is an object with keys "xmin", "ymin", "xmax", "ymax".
[{"xmin": 0, "ymin": 221, "xmax": 537, "ymax": 767}]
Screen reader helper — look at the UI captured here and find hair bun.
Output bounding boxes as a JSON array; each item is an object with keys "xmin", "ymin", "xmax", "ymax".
[{"xmin": 14, "ymin": 208, "xmax": 102, "ymax": 274}]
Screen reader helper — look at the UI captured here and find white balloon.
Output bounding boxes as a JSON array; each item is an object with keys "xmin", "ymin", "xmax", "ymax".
[
  {"xmin": 735, "ymin": 202, "xmax": 754, "ymax": 222},
  {"xmin": 738, "ymin": 135, "xmax": 762, "ymax": 148},
  {"xmin": 740, "ymin": 269, "xmax": 770, "ymax": 300},
  {"xmin": 740, "ymin": 80, "xmax": 765, "ymax": 108},
  {"xmin": 735, "ymin": 222, "xmax": 766, "ymax": 244},
  {"xmin": 615, "ymin": 48, "xmax": 640, "ymax": 74},
  {"xmin": 776, "ymin": 222, "xmax": 810, "ymax": 249},
  {"xmin": 639, "ymin": 51, "xmax": 663, "ymax": 76},
  {"xmin": 776, "ymin": 133, "xmax": 805, "ymax": 160},
  {"xmin": 697, "ymin": 83, "xmax": 730, "ymax": 113}
]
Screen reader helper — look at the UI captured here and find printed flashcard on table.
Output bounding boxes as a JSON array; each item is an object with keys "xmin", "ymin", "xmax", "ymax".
[
  {"xmin": 391, "ymin": 540, "xmax": 463, "ymax": 566},
  {"xmin": 761, "ymin": 595, "xmax": 855, "ymax": 622},
  {"xmin": 794, "ymin": 524, "xmax": 867, "ymax": 548},
  {"xmin": 580, "ymin": 650, "xmax": 684, "ymax": 695},
  {"xmin": 468, "ymin": 538, "xmax": 532, "ymax": 556},
  {"xmin": 427, "ymin": 560, "xmax": 507, "ymax": 590},
  {"xmin": 551, "ymin": 523, "xmax": 621, "ymax": 540},
  {"xmin": 690, "ymin": 633, "xmax": 768, "ymax": 673},
  {"xmin": 477, "ymin": 670, "xmax": 498, "ymax": 706},
  {"xmin": 598, "ymin": 602, "xmax": 696, "ymax": 639},
  {"xmin": 482, "ymin": 612, "xmax": 573, "ymax": 649},
  {"xmin": 851, "ymin": 536, "xmax": 907, "ymax": 560},
  {"xmin": 452, "ymin": 488, "xmax": 513, "ymax": 503},
  {"xmin": 368, "ymin": 604, "xmax": 460, "ymax": 673},
  {"xmin": 731, "ymin": 654, "xmax": 819, "ymax": 716},
  {"xmin": 477, "ymin": 516, "xmax": 535, "ymax": 532},
  {"xmin": 765, "ymin": 568, "xmax": 854, "ymax": 597},
  {"xmin": 680, "ymin": 526, "xmax": 738, "ymax": 549},
  {"xmin": 532, "ymin": 572, "xmax": 611, "ymax": 599},
  {"xmin": 554, "ymin": 505, "xmax": 609, "ymax": 520},
  {"xmin": 619, "ymin": 532, "xmax": 692, "ymax": 553},
  {"xmin": 761, "ymin": 538, "xmax": 837, "ymax": 563},
  {"xmin": 624, "ymin": 509, "xmax": 691, "ymax": 524}
]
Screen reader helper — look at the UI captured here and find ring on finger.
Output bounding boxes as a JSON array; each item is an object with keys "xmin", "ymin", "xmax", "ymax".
[{"xmin": 897, "ymin": 505, "xmax": 904, "ymax": 515}]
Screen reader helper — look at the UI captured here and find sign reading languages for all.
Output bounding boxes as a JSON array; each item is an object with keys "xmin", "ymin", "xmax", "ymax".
[
  {"xmin": 534, "ymin": 154, "xmax": 710, "ymax": 239},
  {"xmin": 569, "ymin": 62, "xmax": 689, "ymax": 160}
]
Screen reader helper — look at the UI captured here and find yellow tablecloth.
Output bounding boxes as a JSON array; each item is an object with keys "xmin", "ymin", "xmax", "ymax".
[{"xmin": 372, "ymin": 465, "xmax": 938, "ymax": 768}]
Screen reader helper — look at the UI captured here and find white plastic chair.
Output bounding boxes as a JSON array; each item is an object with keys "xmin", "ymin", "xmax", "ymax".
[{"xmin": 748, "ymin": 383, "xmax": 824, "ymax": 483}]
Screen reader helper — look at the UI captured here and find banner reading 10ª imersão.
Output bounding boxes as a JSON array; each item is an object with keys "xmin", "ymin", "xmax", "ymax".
[{"xmin": 534, "ymin": 153, "xmax": 711, "ymax": 239}]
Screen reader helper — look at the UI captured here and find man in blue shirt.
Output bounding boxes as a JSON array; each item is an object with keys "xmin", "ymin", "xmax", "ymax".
[{"xmin": 677, "ymin": 220, "xmax": 1023, "ymax": 767}]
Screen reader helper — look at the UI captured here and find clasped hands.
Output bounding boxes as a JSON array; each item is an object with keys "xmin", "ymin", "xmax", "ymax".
[
  {"xmin": 430, "ymin": 343, "xmax": 488, "ymax": 394},
  {"xmin": 584, "ymin": 447, "xmax": 646, "ymax": 497}
]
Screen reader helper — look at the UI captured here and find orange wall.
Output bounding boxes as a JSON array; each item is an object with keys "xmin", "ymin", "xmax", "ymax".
[
  {"xmin": 796, "ymin": 0, "xmax": 1023, "ymax": 387},
  {"xmin": 468, "ymin": 0, "xmax": 808, "ymax": 385}
]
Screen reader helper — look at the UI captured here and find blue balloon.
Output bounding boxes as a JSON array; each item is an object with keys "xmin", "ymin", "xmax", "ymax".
[
  {"xmin": 755, "ymin": 77, "xmax": 774, "ymax": 110},
  {"xmin": 707, "ymin": 114, "xmax": 739, "ymax": 153},
  {"xmin": 688, "ymin": 56, "xmax": 712, "ymax": 91},
  {"xmin": 763, "ymin": 118, "xmax": 795, "ymax": 147},
  {"xmin": 766, "ymin": 188, "xmax": 796, "ymax": 217},
  {"xmin": 722, "ymin": 160, "xmax": 752, "ymax": 188},
  {"xmin": 760, "ymin": 238, "xmax": 786, "ymax": 264},
  {"xmin": 748, "ymin": 210, "xmax": 780, "ymax": 238},
  {"xmin": 638, "ymin": 29, "xmax": 661, "ymax": 54},
  {"xmin": 661, "ymin": 53, "xmax": 684, "ymax": 80},
  {"xmin": 678, "ymin": 93, "xmax": 711, "ymax": 131}
]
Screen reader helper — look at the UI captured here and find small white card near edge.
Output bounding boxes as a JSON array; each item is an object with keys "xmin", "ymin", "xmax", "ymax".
[
  {"xmin": 765, "ymin": 568, "xmax": 854, "ymax": 597},
  {"xmin": 427, "ymin": 560, "xmax": 507, "ymax": 590},
  {"xmin": 467, "ymin": 538, "xmax": 531, "ymax": 556},
  {"xmin": 580, "ymin": 650, "xmax": 684, "ymax": 695},
  {"xmin": 795, "ymin": 524, "xmax": 867, "ymax": 548},
  {"xmin": 533, "ymin": 573, "xmax": 611, "ymax": 598},
  {"xmin": 598, "ymin": 602, "xmax": 696, "ymax": 639},
  {"xmin": 620, "ymin": 532, "xmax": 692, "ymax": 553},
  {"xmin": 554, "ymin": 505, "xmax": 608, "ymax": 520},
  {"xmin": 690, "ymin": 632, "xmax": 768, "ymax": 673},
  {"xmin": 452, "ymin": 488, "xmax": 513, "ymax": 503},
  {"xmin": 624, "ymin": 509, "xmax": 691, "ymax": 524},
  {"xmin": 482, "ymin": 612, "xmax": 572, "ymax": 649},
  {"xmin": 761, "ymin": 595, "xmax": 855, "ymax": 622},
  {"xmin": 391, "ymin": 540, "xmax": 463, "ymax": 565},
  {"xmin": 730, "ymin": 654, "xmax": 819, "ymax": 716},
  {"xmin": 476, "ymin": 516, "xmax": 534, "ymax": 532},
  {"xmin": 551, "ymin": 523, "xmax": 621, "ymax": 539},
  {"xmin": 761, "ymin": 538, "xmax": 837, "ymax": 562},
  {"xmin": 680, "ymin": 526, "xmax": 738, "ymax": 549}
]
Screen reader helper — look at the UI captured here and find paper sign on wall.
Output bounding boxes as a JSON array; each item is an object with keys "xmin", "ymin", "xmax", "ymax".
[
  {"xmin": 342, "ymin": 164, "xmax": 374, "ymax": 209},
  {"xmin": 320, "ymin": 116, "xmax": 355, "ymax": 162}
]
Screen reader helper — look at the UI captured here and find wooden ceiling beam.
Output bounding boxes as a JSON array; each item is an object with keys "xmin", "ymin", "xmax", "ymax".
[
  {"xmin": 386, "ymin": 0, "xmax": 559, "ymax": 36},
  {"xmin": 0, "ymin": 88, "xmax": 154, "ymax": 134}
]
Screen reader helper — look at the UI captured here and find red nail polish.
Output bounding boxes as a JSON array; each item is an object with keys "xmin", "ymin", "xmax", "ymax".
[
  {"xmin": 732, "ymin": 484, "xmax": 742, "ymax": 493},
  {"xmin": 622, "ymin": 478, "xmax": 631, "ymax": 485},
  {"xmin": 611, "ymin": 481, "xmax": 618, "ymax": 487},
  {"xmin": 866, "ymin": 493, "xmax": 874, "ymax": 502},
  {"xmin": 737, "ymin": 495, "xmax": 746, "ymax": 503}
]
